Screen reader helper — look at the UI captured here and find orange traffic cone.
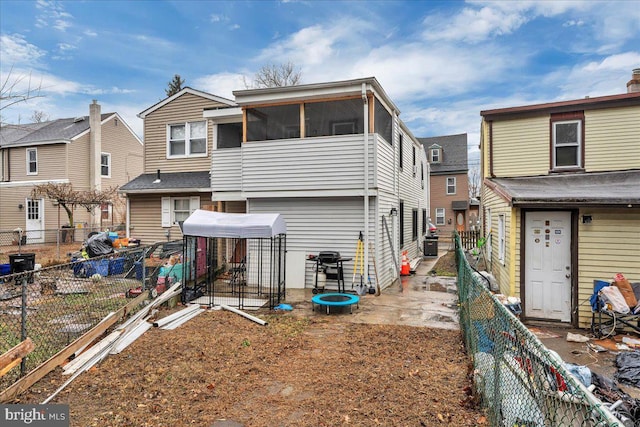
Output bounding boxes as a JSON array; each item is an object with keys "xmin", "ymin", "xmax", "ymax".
[{"xmin": 401, "ymin": 251, "xmax": 410, "ymax": 276}]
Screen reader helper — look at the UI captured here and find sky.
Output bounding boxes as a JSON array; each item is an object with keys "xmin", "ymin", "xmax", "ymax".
[{"xmin": 1, "ymin": 0, "xmax": 639, "ymax": 171}]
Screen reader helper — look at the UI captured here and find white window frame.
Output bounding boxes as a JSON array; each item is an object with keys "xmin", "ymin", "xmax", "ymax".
[
  {"xmin": 430, "ymin": 148, "xmax": 440, "ymax": 163},
  {"xmin": 166, "ymin": 121, "xmax": 208, "ymax": 159},
  {"xmin": 101, "ymin": 152, "xmax": 111, "ymax": 178},
  {"xmin": 498, "ymin": 214, "xmax": 505, "ymax": 264},
  {"xmin": 435, "ymin": 208, "xmax": 445, "ymax": 226},
  {"xmin": 446, "ymin": 177, "xmax": 456, "ymax": 195},
  {"xmin": 161, "ymin": 196, "xmax": 200, "ymax": 227},
  {"xmin": 552, "ymin": 119, "xmax": 582, "ymax": 169},
  {"xmin": 26, "ymin": 148, "xmax": 38, "ymax": 175}
]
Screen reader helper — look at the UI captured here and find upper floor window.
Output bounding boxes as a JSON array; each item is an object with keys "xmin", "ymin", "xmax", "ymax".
[
  {"xmin": 217, "ymin": 122, "xmax": 242, "ymax": 149},
  {"xmin": 26, "ymin": 148, "xmax": 37, "ymax": 175},
  {"xmin": 101, "ymin": 153, "xmax": 111, "ymax": 177},
  {"xmin": 446, "ymin": 177, "xmax": 456, "ymax": 195},
  {"xmin": 305, "ymin": 99, "xmax": 363, "ymax": 138},
  {"xmin": 430, "ymin": 147, "xmax": 441, "ymax": 163},
  {"xmin": 399, "ymin": 134, "xmax": 404, "ymax": 169},
  {"xmin": 374, "ymin": 100, "xmax": 392, "ymax": 144},
  {"xmin": 551, "ymin": 115, "xmax": 582, "ymax": 170},
  {"xmin": 435, "ymin": 208, "xmax": 445, "ymax": 226},
  {"xmin": 247, "ymin": 104, "xmax": 299, "ymax": 141},
  {"xmin": 167, "ymin": 121, "xmax": 207, "ymax": 158}
]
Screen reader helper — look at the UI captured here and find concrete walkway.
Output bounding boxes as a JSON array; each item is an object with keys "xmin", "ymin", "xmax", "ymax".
[{"xmin": 290, "ymin": 250, "xmax": 457, "ymax": 329}]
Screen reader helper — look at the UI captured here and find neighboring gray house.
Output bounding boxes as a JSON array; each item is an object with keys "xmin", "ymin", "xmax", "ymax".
[{"xmin": 419, "ymin": 133, "xmax": 470, "ymax": 240}]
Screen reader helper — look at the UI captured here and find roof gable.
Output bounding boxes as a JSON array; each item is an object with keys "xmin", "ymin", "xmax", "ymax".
[
  {"xmin": 138, "ymin": 87, "xmax": 236, "ymax": 119},
  {"xmin": 419, "ymin": 133, "xmax": 468, "ymax": 173}
]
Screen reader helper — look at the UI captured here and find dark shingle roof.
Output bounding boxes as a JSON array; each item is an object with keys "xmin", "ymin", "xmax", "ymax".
[
  {"xmin": 488, "ymin": 170, "xmax": 640, "ymax": 206},
  {"xmin": 0, "ymin": 113, "xmax": 114, "ymax": 147},
  {"xmin": 418, "ymin": 133, "xmax": 468, "ymax": 175},
  {"xmin": 120, "ymin": 171, "xmax": 211, "ymax": 193}
]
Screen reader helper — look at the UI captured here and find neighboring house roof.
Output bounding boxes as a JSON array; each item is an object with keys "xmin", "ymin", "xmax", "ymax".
[
  {"xmin": 486, "ymin": 170, "xmax": 640, "ymax": 206},
  {"xmin": 418, "ymin": 133, "xmax": 468, "ymax": 174},
  {"xmin": 138, "ymin": 87, "xmax": 237, "ymax": 119},
  {"xmin": 480, "ymin": 92, "xmax": 640, "ymax": 120},
  {"xmin": 0, "ymin": 113, "xmax": 116, "ymax": 147},
  {"xmin": 120, "ymin": 171, "xmax": 211, "ymax": 194}
]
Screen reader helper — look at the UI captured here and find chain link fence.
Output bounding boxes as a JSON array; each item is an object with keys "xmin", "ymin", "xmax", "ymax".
[
  {"xmin": 0, "ymin": 246, "xmax": 154, "ymax": 391},
  {"xmin": 0, "ymin": 226, "xmax": 109, "ymax": 262},
  {"xmin": 454, "ymin": 233, "xmax": 622, "ymax": 426}
]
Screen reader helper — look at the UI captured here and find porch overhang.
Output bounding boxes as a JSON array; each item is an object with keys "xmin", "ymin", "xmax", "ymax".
[
  {"xmin": 485, "ymin": 170, "xmax": 640, "ymax": 207},
  {"xmin": 120, "ymin": 171, "xmax": 211, "ymax": 194}
]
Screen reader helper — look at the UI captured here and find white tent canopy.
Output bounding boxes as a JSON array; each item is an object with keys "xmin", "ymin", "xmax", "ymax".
[{"xmin": 181, "ymin": 209, "xmax": 286, "ymax": 238}]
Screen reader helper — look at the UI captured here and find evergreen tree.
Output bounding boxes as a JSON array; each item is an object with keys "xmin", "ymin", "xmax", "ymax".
[{"xmin": 165, "ymin": 74, "xmax": 185, "ymax": 97}]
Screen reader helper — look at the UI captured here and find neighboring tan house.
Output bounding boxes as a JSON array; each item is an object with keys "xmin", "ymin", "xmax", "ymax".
[
  {"xmin": 419, "ymin": 133, "xmax": 470, "ymax": 240},
  {"xmin": 479, "ymin": 69, "xmax": 640, "ymax": 329},
  {"xmin": 120, "ymin": 88, "xmax": 239, "ymax": 243},
  {"xmin": 122, "ymin": 78, "xmax": 429, "ymax": 291},
  {"xmin": 0, "ymin": 101, "xmax": 143, "ymax": 243}
]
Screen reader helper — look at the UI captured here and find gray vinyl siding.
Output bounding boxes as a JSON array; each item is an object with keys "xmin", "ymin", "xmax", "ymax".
[
  {"xmin": 211, "ymin": 147, "xmax": 241, "ymax": 191},
  {"xmin": 241, "ymin": 135, "xmax": 375, "ymax": 192},
  {"xmin": 248, "ymin": 197, "xmax": 385, "ymax": 289}
]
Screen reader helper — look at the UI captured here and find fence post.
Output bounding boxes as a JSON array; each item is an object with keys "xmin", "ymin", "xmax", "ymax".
[
  {"xmin": 20, "ymin": 276, "xmax": 28, "ymax": 377},
  {"xmin": 56, "ymin": 228, "xmax": 60, "ymax": 260}
]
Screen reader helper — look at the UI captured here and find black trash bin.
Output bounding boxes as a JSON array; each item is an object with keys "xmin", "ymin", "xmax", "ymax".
[
  {"xmin": 9, "ymin": 253, "xmax": 36, "ymax": 283},
  {"xmin": 423, "ymin": 235, "xmax": 439, "ymax": 257}
]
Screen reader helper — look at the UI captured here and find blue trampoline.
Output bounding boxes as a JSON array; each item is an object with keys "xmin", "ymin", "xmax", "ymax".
[{"xmin": 311, "ymin": 293, "xmax": 359, "ymax": 314}]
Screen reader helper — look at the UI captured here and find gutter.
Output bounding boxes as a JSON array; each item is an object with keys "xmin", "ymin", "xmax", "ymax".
[{"xmin": 362, "ymin": 82, "xmax": 370, "ymax": 279}]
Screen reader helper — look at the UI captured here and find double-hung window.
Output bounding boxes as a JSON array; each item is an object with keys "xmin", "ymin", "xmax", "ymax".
[
  {"xmin": 26, "ymin": 148, "xmax": 37, "ymax": 175},
  {"xmin": 552, "ymin": 117, "xmax": 582, "ymax": 169},
  {"xmin": 168, "ymin": 121, "xmax": 207, "ymax": 158},
  {"xmin": 435, "ymin": 208, "xmax": 445, "ymax": 226},
  {"xmin": 161, "ymin": 196, "xmax": 200, "ymax": 227},
  {"xmin": 430, "ymin": 148, "xmax": 440, "ymax": 163},
  {"xmin": 101, "ymin": 153, "xmax": 111, "ymax": 177},
  {"xmin": 446, "ymin": 177, "xmax": 456, "ymax": 195}
]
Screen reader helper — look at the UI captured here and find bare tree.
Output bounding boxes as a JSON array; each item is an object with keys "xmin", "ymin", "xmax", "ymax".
[
  {"xmin": 165, "ymin": 74, "xmax": 185, "ymax": 97},
  {"xmin": 31, "ymin": 183, "xmax": 119, "ymax": 227},
  {"xmin": 30, "ymin": 110, "xmax": 49, "ymax": 123},
  {"xmin": 244, "ymin": 62, "xmax": 302, "ymax": 89},
  {"xmin": 1, "ymin": 67, "xmax": 43, "ymax": 113},
  {"xmin": 468, "ymin": 167, "xmax": 481, "ymax": 199}
]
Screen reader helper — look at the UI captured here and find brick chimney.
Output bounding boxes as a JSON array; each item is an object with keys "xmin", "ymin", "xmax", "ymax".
[
  {"xmin": 89, "ymin": 100, "xmax": 102, "ymax": 190},
  {"xmin": 627, "ymin": 68, "xmax": 640, "ymax": 94}
]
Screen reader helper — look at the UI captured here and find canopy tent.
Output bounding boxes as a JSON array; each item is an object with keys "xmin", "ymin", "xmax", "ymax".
[{"xmin": 181, "ymin": 209, "xmax": 287, "ymax": 239}]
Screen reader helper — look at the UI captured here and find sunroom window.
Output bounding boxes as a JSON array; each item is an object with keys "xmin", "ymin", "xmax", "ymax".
[
  {"xmin": 246, "ymin": 104, "xmax": 300, "ymax": 141},
  {"xmin": 304, "ymin": 99, "xmax": 363, "ymax": 137}
]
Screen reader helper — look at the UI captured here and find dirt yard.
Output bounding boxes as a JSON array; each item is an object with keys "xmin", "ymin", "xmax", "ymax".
[
  {"xmin": 15, "ymin": 308, "xmax": 487, "ymax": 426},
  {"xmin": 0, "ymin": 243, "xmax": 80, "ymax": 267}
]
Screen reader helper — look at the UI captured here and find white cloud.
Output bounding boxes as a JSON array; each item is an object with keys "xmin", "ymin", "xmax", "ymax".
[
  {"xmin": 83, "ymin": 86, "xmax": 137, "ymax": 96},
  {"xmin": 0, "ymin": 34, "xmax": 46, "ymax": 68},
  {"xmin": 84, "ymin": 29, "xmax": 98, "ymax": 37},
  {"xmin": 423, "ymin": 5, "xmax": 529, "ymax": 43},
  {"xmin": 563, "ymin": 19, "xmax": 584, "ymax": 27},
  {"xmin": 210, "ymin": 14, "xmax": 228, "ymax": 23},
  {"xmin": 35, "ymin": 0, "xmax": 73, "ymax": 32},
  {"xmin": 551, "ymin": 52, "xmax": 640, "ymax": 98},
  {"xmin": 193, "ymin": 72, "xmax": 247, "ymax": 99}
]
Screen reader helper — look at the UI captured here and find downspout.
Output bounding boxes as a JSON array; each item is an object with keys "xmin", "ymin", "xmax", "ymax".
[
  {"xmin": 362, "ymin": 83, "xmax": 369, "ymax": 283},
  {"xmin": 125, "ymin": 196, "xmax": 130, "ymax": 238}
]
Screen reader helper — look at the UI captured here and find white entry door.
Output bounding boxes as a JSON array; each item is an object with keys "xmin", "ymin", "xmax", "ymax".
[
  {"xmin": 25, "ymin": 198, "xmax": 44, "ymax": 243},
  {"xmin": 524, "ymin": 211, "xmax": 572, "ymax": 321}
]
